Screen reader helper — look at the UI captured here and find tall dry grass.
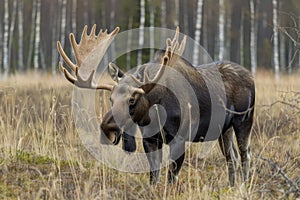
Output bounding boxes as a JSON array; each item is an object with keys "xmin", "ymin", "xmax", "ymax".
[{"xmin": 0, "ymin": 71, "xmax": 299, "ymax": 199}]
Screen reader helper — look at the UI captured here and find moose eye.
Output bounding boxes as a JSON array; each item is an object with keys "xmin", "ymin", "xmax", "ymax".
[{"xmin": 128, "ymin": 97, "xmax": 136, "ymax": 105}]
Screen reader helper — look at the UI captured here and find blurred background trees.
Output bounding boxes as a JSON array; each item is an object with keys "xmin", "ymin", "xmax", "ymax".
[{"xmin": 0, "ymin": 0, "xmax": 299, "ymax": 77}]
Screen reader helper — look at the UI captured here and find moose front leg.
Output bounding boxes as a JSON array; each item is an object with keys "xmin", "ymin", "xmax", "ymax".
[
  {"xmin": 168, "ymin": 137, "xmax": 185, "ymax": 184},
  {"xmin": 143, "ymin": 137, "xmax": 163, "ymax": 184},
  {"xmin": 122, "ymin": 132, "xmax": 136, "ymax": 153}
]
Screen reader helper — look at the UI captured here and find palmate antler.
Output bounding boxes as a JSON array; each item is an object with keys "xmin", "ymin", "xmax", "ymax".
[
  {"xmin": 131, "ymin": 27, "xmax": 186, "ymax": 86},
  {"xmin": 57, "ymin": 24, "xmax": 119, "ymax": 90}
]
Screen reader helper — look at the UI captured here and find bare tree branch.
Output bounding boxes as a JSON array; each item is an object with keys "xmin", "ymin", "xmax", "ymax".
[{"xmin": 256, "ymin": 156, "xmax": 300, "ymax": 193}]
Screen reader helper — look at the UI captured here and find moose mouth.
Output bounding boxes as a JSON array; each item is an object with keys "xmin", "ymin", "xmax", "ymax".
[
  {"xmin": 108, "ymin": 129, "xmax": 121, "ymax": 145},
  {"xmin": 100, "ymin": 123, "xmax": 122, "ymax": 145}
]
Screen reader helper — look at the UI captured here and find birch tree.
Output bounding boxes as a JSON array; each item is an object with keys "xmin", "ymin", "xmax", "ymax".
[
  {"xmin": 192, "ymin": 0, "xmax": 204, "ymax": 66},
  {"xmin": 272, "ymin": 0, "xmax": 280, "ymax": 80},
  {"xmin": 174, "ymin": 0, "xmax": 179, "ymax": 27},
  {"xmin": 126, "ymin": 17, "xmax": 133, "ymax": 71},
  {"xmin": 218, "ymin": 0, "xmax": 225, "ymax": 61},
  {"xmin": 3, "ymin": 0, "xmax": 10, "ymax": 78},
  {"xmin": 137, "ymin": 0, "xmax": 145, "ymax": 66},
  {"xmin": 250, "ymin": 0, "xmax": 257, "ymax": 74},
  {"xmin": 33, "ymin": 0, "xmax": 41, "ymax": 70},
  {"xmin": 148, "ymin": 0, "xmax": 155, "ymax": 59},
  {"xmin": 18, "ymin": 0, "xmax": 24, "ymax": 71}
]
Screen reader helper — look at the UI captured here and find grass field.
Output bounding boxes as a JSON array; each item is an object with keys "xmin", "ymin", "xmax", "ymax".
[{"xmin": 0, "ymin": 71, "xmax": 299, "ymax": 199}]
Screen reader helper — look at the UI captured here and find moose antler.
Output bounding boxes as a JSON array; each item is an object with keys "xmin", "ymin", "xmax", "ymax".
[
  {"xmin": 57, "ymin": 24, "xmax": 119, "ymax": 90},
  {"xmin": 131, "ymin": 26, "xmax": 186, "ymax": 86},
  {"xmin": 164, "ymin": 26, "xmax": 186, "ymax": 65}
]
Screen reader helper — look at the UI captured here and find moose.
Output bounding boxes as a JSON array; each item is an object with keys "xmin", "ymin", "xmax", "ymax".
[{"xmin": 57, "ymin": 25, "xmax": 255, "ymax": 187}]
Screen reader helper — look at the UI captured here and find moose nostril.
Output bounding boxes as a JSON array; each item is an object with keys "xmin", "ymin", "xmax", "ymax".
[
  {"xmin": 129, "ymin": 110, "xmax": 134, "ymax": 116},
  {"xmin": 129, "ymin": 106, "xmax": 135, "ymax": 116}
]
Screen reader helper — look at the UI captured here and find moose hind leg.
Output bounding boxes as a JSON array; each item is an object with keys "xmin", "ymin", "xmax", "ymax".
[
  {"xmin": 233, "ymin": 115, "xmax": 253, "ymax": 183},
  {"xmin": 218, "ymin": 128, "xmax": 239, "ymax": 187},
  {"xmin": 143, "ymin": 138, "xmax": 162, "ymax": 184}
]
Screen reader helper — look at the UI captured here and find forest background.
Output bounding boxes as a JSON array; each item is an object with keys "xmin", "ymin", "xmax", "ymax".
[{"xmin": 0, "ymin": 0, "xmax": 300, "ymax": 79}]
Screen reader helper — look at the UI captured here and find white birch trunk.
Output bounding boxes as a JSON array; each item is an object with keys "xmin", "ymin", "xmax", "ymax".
[
  {"xmin": 137, "ymin": 0, "xmax": 145, "ymax": 66},
  {"xmin": 250, "ymin": 0, "xmax": 257, "ymax": 74},
  {"xmin": 18, "ymin": 0, "xmax": 24, "ymax": 71},
  {"xmin": 33, "ymin": 0, "xmax": 41, "ymax": 70},
  {"xmin": 148, "ymin": 0, "xmax": 155, "ymax": 60},
  {"xmin": 174, "ymin": 0, "xmax": 179, "ymax": 26},
  {"xmin": 126, "ymin": 17, "xmax": 133, "ymax": 71},
  {"xmin": 27, "ymin": 0, "xmax": 37, "ymax": 68},
  {"xmin": 218, "ymin": 0, "xmax": 225, "ymax": 61},
  {"xmin": 3, "ymin": 0, "xmax": 9, "ymax": 78},
  {"xmin": 192, "ymin": 0, "xmax": 204, "ymax": 66},
  {"xmin": 272, "ymin": 0, "xmax": 280, "ymax": 80},
  {"xmin": 240, "ymin": 10, "xmax": 244, "ymax": 66}
]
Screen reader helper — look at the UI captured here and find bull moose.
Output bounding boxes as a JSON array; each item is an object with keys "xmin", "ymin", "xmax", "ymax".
[{"xmin": 57, "ymin": 25, "xmax": 255, "ymax": 187}]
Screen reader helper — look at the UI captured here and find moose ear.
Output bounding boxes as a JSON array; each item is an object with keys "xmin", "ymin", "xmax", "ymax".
[{"xmin": 108, "ymin": 62, "xmax": 125, "ymax": 82}]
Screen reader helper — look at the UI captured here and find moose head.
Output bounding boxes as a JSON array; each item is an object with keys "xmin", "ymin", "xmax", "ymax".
[{"xmin": 57, "ymin": 25, "xmax": 186, "ymax": 146}]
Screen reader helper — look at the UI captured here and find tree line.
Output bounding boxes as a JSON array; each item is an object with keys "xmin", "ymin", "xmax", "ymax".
[{"xmin": 0, "ymin": 0, "xmax": 299, "ymax": 79}]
